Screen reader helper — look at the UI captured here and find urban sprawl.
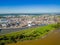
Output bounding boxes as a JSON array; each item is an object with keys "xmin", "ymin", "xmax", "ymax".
[{"xmin": 0, "ymin": 15, "xmax": 60, "ymax": 29}]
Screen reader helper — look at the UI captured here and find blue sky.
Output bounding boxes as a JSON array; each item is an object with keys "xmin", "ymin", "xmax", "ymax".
[{"xmin": 0, "ymin": 0, "xmax": 60, "ymax": 13}]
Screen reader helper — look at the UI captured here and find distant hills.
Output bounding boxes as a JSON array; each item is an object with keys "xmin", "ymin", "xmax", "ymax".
[{"xmin": 0, "ymin": 13, "xmax": 60, "ymax": 16}]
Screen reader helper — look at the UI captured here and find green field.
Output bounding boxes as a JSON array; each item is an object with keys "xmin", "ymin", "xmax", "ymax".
[{"xmin": 0, "ymin": 23, "xmax": 60, "ymax": 45}]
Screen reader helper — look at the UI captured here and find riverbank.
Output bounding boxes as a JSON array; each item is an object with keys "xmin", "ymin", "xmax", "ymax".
[
  {"xmin": 0, "ymin": 24, "xmax": 57, "ymax": 45},
  {"xmin": 8, "ymin": 29, "xmax": 60, "ymax": 45}
]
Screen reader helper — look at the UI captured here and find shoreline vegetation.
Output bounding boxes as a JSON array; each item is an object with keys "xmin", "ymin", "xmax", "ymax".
[{"xmin": 0, "ymin": 23, "xmax": 60, "ymax": 45}]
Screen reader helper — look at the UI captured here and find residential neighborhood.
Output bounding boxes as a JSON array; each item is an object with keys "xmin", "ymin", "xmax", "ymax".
[{"xmin": 0, "ymin": 15, "xmax": 59, "ymax": 29}]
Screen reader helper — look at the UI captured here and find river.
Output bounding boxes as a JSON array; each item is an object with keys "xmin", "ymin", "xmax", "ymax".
[
  {"xmin": 8, "ymin": 30, "xmax": 60, "ymax": 45},
  {"xmin": 0, "ymin": 24, "xmax": 46, "ymax": 35}
]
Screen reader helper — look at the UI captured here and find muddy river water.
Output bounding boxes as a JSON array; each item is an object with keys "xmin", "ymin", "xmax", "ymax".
[{"xmin": 8, "ymin": 30, "xmax": 60, "ymax": 45}]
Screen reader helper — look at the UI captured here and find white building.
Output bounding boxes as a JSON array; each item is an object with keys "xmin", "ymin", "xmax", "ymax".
[
  {"xmin": 1, "ymin": 24, "xmax": 7, "ymax": 27},
  {"xmin": 0, "ymin": 19, "xmax": 8, "ymax": 23}
]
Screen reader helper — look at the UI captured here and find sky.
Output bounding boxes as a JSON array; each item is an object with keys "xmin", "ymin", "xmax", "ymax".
[{"xmin": 0, "ymin": 0, "xmax": 60, "ymax": 14}]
